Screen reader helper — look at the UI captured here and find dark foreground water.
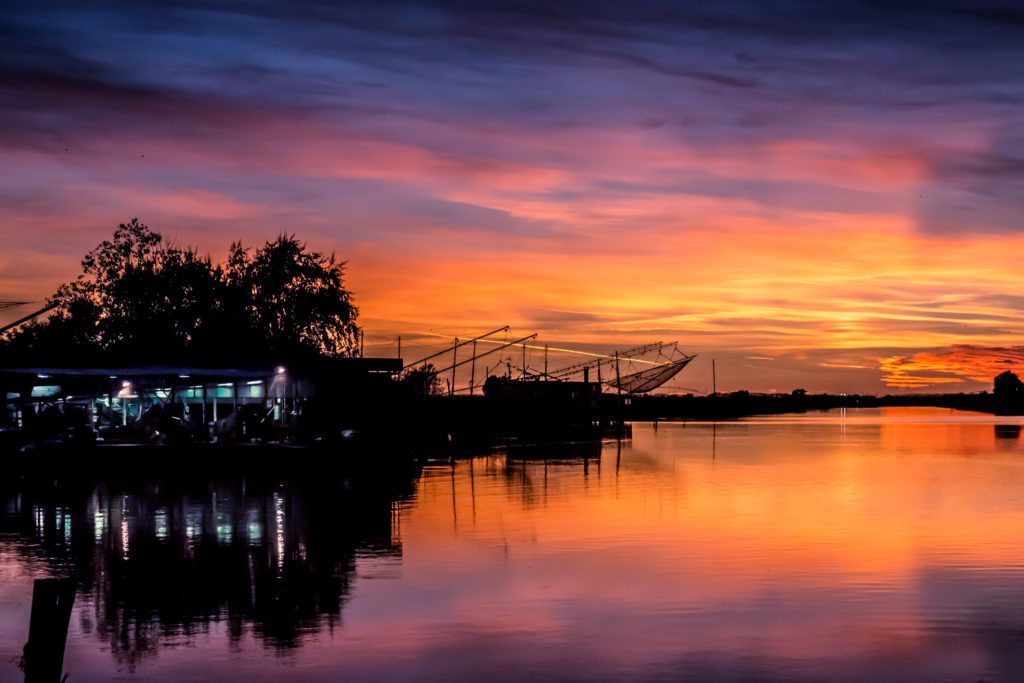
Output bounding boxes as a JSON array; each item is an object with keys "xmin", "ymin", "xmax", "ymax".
[{"xmin": 4, "ymin": 407, "xmax": 1024, "ymax": 682}]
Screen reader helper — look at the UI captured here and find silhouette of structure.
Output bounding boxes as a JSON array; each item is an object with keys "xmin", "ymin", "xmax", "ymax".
[{"xmin": 0, "ymin": 358, "xmax": 400, "ymax": 448}]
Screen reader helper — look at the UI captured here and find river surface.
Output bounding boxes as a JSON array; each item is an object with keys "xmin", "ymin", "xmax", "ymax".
[{"xmin": 4, "ymin": 406, "xmax": 1024, "ymax": 681}]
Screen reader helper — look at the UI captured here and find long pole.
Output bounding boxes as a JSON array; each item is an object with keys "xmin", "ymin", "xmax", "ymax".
[
  {"xmin": 712, "ymin": 358, "xmax": 716, "ymax": 395},
  {"xmin": 0, "ymin": 302, "xmax": 57, "ymax": 335},
  {"xmin": 404, "ymin": 326, "xmax": 509, "ymax": 370},
  {"xmin": 544, "ymin": 345, "xmax": 548, "ymax": 379},
  {"xmin": 615, "ymin": 352, "xmax": 622, "ymax": 394},
  {"xmin": 433, "ymin": 333, "xmax": 538, "ymax": 375},
  {"xmin": 397, "ymin": 335, "xmax": 401, "ymax": 360},
  {"xmin": 450, "ymin": 338, "xmax": 458, "ymax": 397},
  {"xmin": 470, "ymin": 341, "xmax": 477, "ymax": 396},
  {"xmin": 522, "ymin": 344, "xmax": 526, "ymax": 378}
]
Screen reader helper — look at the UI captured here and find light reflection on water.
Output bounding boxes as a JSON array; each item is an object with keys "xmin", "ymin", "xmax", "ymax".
[{"xmin": 4, "ymin": 406, "xmax": 1024, "ymax": 681}]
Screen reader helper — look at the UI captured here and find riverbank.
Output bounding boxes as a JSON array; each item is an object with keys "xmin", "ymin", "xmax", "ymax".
[{"xmin": 626, "ymin": 391, "xmax": 1024, "ymax": 420}]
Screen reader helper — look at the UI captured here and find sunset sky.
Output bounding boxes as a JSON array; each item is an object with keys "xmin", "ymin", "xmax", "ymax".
[{"xmin": 3, "ymin": 0, "xmax": 1024, "ymax": 393}]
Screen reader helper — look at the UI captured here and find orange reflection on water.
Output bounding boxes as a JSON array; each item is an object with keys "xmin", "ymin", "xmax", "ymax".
[{"xmin": 344, "ymin": 408, "xmax": 1024, "ymax": 679}]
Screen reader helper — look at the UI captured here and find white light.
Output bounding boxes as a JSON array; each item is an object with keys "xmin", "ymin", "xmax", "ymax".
[
  {"xmin": 247, "ymin": 380, "xmax": 262, "ymax": 386},
  {"xmin": 276, "ymin": 366, "xmax": 286, "ymax": 375},
  {"xmin": 179, "ymin": 374, "xmax": 190, "ymax": 379},
  {"xmin": 36, "ymin": 374, "xmax": 49, "ymax": 379}
]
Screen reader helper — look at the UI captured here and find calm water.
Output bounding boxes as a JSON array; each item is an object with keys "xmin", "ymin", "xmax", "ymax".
[{"xmin": 4, "ymin": 406, "xmax": 1024, "ymax": 681}]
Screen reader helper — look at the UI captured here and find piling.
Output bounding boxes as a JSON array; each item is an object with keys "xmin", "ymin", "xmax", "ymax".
[{"xmin": 23, "ymin": 577, "xmax": 75, "ymax": 683}]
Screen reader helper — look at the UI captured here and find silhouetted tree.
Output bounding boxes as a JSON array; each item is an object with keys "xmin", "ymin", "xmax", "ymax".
[
  {"xmin": 225, "ymin": 235, "xmax": 358, "ymax": 357},
  {"xmin": 993, "ymin": 371, "xmax": 1024, "ymax": 399},
  {"xmin": 400, "ymin": 365, "xmax": 441, "ymax": 396},
  {"xmin": 2, "ymin": 220, "xmax": 360, "ymax": 362}
]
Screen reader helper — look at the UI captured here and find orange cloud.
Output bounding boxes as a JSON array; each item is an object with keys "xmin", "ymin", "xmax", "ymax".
[{"xmin": 879, "ymin": 345, "xmax": 1024, "ymax": 389}]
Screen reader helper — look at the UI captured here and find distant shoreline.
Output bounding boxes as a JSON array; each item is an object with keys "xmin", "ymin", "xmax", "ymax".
[{"xmin": 623, "ymin": 391, "xmax": 1023, "ymax": 421}]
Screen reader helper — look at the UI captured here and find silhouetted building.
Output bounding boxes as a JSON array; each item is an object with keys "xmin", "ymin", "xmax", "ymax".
[{"xmin": 0, "ymin": 358, "xmax": 401, "ymax": 444}]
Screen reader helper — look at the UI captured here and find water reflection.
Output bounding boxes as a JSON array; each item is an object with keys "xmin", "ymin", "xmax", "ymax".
[
  {"xmin": 1, "ymin": 469, "xmax": 414, "ymax": 672},
  {"xmin": 994, "ymin": 424, "xmax": 1021, "ymax": 439},
  {"xmin": 5, "ymin": 408, "xmax": 1024, "ymax": 681}
]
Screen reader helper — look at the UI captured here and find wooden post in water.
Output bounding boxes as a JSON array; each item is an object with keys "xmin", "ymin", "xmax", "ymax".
[{"xmin": 23, "ymin": 577, "xmax": 75, "ymax": 683}]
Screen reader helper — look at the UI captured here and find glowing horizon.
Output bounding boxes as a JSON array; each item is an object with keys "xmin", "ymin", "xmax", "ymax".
[{"xmin": 4, "ymin": 1, "xmax": 1024, "ymax": 393}]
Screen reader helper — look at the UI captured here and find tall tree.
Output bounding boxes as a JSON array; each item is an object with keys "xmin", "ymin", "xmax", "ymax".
[{"xmin": 225, "ymin": 235, "xmax": 359, "ymax": 357}]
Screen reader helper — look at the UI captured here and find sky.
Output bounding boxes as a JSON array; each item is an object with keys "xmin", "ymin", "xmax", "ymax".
[{"xmin": 3, "ymin": 0, "xmax": 1024, "ymax": 393}]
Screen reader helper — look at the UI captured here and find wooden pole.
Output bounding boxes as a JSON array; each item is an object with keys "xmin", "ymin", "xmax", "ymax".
[
  {"xmin": 360, "ymin": 330, "xmax": 365, "ymax": 358},
  {"xmin": 450, "ymin": 338, "xmax": 458, "ymax": 397},
  {"xmin": 23, "ymin": 577, "xmax": 75, "ymax": 683},
  {"xmin": 544, "ymin": 345, "xmax": 548, "ymax": 379},
  {"xmin": 712, "ymin": 358, "xmax": 716, "ymax": 395},
  {"xmin": 615, "ymin": 352, "xmax": 622, "ymax": 395},
  {"xmin": 403, "ymin": 325, "xmax": 508, "ymax": 370},
  {"xmin": 397, "ymin": 335, "xmax": 401, "ymax": 360},
  {"xmin": 522, "ymin": 343, "xmax": 526, "ymax": 378},
  {"xmin": 470, "ymin": 340, "xmax": 477, "ymax": 396}
]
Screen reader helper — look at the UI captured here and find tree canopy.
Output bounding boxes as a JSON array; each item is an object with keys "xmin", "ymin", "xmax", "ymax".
[
  {"xmin": 2, "ymin": 219, "xmax": 359, "ymax": 364},
  {"xmin": 993, "ymin": 370, "xmax": 1024, "ymax": 399}
]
